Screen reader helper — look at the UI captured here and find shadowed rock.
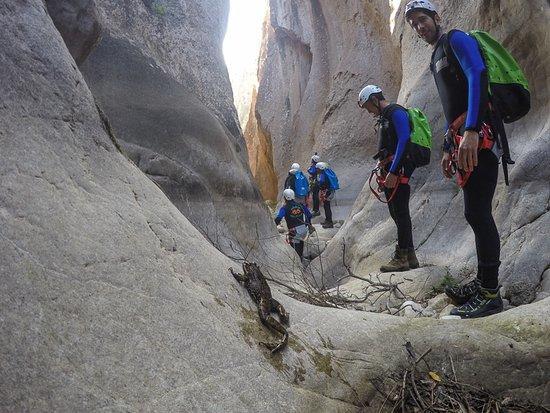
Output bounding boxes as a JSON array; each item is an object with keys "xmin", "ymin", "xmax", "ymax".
[{"xmin": 45, "ymin": 0, "xmax": 102, "ymax": 65}]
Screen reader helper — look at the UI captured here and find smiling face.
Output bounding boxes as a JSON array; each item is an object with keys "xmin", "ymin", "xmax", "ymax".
[{"xmin": 408, "ymin": 10, "xmax": 441, "ymax": 45}]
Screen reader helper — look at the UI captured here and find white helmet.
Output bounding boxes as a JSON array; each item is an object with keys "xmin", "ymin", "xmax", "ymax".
[
  {"xmin": 291, "ymin": 162, "xmax": 300, "ymax": 170},
  {"xmin": 405, "ymin": 0, "xmax": 437, "ymax": 18},
  {"xmin": 358, "ymin": 85, "xmax": 382, "ymax": 108},
  {"xmin": 316, "ymin": 162, "xmax": 328, "ymax": 170},
  {"xmin": 283, "ymin": 188, "xmax": 295, "ymax": 201},
  {"xmin": 311, "ymin": 154, "xmax": 320, "ymax": 163}
]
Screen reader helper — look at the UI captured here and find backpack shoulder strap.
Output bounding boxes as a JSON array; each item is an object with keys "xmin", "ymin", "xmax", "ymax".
[{"xmin": 381, "ymin": 103, "xmax": 405, "ymax": 121}]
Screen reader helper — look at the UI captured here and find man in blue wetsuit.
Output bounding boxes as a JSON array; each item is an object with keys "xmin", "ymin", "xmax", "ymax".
[
  {"xmin": 307, "ymin": 154, "xmax": 321, "ymax": 216},
  {"xmin": 405, "ymin": 0, "xmax": 503, "ymax": 318},
  {"xmin": 315, "ymin": 162, "xmax": 337, "ymax": 229},
  {"xmin": 358, "ymin": 85, "xmax": 420, "ymax": 272},
  {"xmin": 275, "ymin": 189, "xmax": 313, "ymax": 261}
]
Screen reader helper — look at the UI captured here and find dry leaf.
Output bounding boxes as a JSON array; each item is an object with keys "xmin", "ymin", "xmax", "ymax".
[{"xmin": 428, "ymin": 371, "xmax": 441, "ymax": 382}]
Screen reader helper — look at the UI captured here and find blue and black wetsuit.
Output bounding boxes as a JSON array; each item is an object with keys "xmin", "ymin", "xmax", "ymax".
[
  {"xmin": 275, "ymin": 201, "xmax": 312, "ymax": 259},
  {"xmin": 308, "ymin": 163, "xmax": 320, "ymax": 212},
  {"xmin": 431, "ymin": 30, "xmax": 500, "ymax": 289},
  {"xmin": 378, "ymin": 104, "xmax": 415, "ymax": 250},
  {"xmin": 317, "ymin": 171, "xmax": 333, "ymax": 223},
  {"xmin": 274, "ymin": 201, "xmax": 312, "ymax": 228}
]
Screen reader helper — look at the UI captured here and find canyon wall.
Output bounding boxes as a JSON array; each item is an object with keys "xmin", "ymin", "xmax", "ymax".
[
  {"xmin": 246, "ymin": 0, "xmax": 402, "ymax": 213},
  {"xmin": 79, "ymin": 0, "xmax": 279, "ymax": 255},
  {"xmin": 1, "ymin": 1, "xmax": 549, "ymax": 410}
]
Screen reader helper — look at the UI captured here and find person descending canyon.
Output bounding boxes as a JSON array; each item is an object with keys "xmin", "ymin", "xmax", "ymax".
[
  {"xmin": 315, "ymin": 162, "xmax": 340, "ymax": 229},
  {"xmin": 284, "ymin": 163, "xmax": 309, "ymax": 205},
  {"xmin": 405, "ymin": 0, "xmax": 530, "ymax": 318},
  {"xmin": 358, "ymin": 85, "xmax": 426, "ymax": 272},
  {"xmin": 274, "ymin": 189, "xmax": 313, "ymax": 261},
  {"xmin": 307, "ymin": 153, "xmax": 321, "ymax": 216}
]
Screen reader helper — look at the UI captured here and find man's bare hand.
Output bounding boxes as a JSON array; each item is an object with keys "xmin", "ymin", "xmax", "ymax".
[
  {"xmin": 441, "ymin": 152, "xmax": 453, "ymax": 178},
  {"xmin": 458, "ymin": 130, "xmax": 479, "ymax": 172}
]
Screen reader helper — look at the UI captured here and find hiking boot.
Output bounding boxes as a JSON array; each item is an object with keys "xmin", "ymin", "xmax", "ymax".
[
  {"xmin": 450, "ymin": 287, "xmax": 503, "ymax": 319},
  {"xmin": 407, "ymin": 248, "xmax": 419, "ymax": 269},
  {"xmin": 312, "ymin": 210, "xmax": 321, "ymax": 217},
  {"xmin": 380, "ymin": 246, "xmax": 409, "ymax": 272},
  {"xmin": 445, "ymin": 278, "xmax": 481, "ymax": 305},
  {"xmin": 321, "ymin": 220, "xmax": 333, "ymax": 229}
]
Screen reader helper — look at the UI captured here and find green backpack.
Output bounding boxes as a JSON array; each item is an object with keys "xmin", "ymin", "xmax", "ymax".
[
  {"xmin": 407, "ymin": 108, "xmax": 432, "ymax": 167},
  {"xmin": 447, "ymin": 30, "xmax": 531, "ymax": 124},
  {"xmin": 444, "ymin": 30, "xmax": 530, "ymax": 185}
]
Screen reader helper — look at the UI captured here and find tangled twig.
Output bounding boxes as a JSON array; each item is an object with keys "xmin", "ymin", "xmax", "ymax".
[{"xmin": 373, "ymin": 343, "xmax": 549, "ymax": 413}]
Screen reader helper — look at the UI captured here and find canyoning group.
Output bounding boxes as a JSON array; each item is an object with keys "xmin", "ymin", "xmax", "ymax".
[
  {"xmin": 273, "ymin": 0, "xmax": 530, "ymax": 320},
  {"xmin": 275, "ymin": 154, "xmax": 340, "ymax": 260}
]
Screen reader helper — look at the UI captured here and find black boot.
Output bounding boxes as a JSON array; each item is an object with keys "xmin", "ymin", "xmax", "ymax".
[
  {"xmin": 450, "ymin": 287, "xmax": 503, "ymax": 319},
  {"xmin": 321, "ymin": 220, "xmax": 333, "ymax": 229},
  {"xmin": 445, "ymin": 278, "xmax": 481, "ymax": 305}
]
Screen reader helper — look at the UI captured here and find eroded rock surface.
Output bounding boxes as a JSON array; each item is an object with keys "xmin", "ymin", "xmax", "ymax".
[
  {"xmin": 1, "ymin": 1, "xmax": 549, "ymax": 411},
  {"xmin": 79, "ymin": 0, "xmax": 280, "ymax": 255}
]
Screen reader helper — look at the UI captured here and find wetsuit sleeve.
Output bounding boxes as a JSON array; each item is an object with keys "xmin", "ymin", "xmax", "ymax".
[
  {"xmin": 389, "ymin": 108, "xmax": 411, "ymax": 174},
  {"xmin": 449, "ymin": 31, "xmax": 488, "ymax": 132},
  {"xmin": 274, "ymin": 207, "xmax": 285, "ymax": 225},
  {"xmin": 303, "ymin": 206, "xmax": 312, "ymax": 224}
]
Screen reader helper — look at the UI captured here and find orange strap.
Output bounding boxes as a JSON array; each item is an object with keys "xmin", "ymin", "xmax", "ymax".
[
  {"xmin": 369, "ymin": 155, "xmax": 409, "ymax": 203},
  {"xmin": 448, "ymin": 113, "xmax": 495, "ymax": 187}
]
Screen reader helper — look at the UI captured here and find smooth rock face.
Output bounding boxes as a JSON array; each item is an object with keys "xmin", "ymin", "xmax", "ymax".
[
  {"xmin": 244, "ymin": 86, "xmax": 279, "ymax": 201},
  {"xmin": 79, "ymin": 0, "xmax": 280, "ymax": 255},
  {"xmin": 2, "ymin": 1, "xmax": 550, "ymax": 411},
  {"xmin": 305, "ymin": 0, "xmax": 550, "ymax": 304},
  {"xmin": 45, "ymin": 0, "xmax": 102, "ymax": 65}
]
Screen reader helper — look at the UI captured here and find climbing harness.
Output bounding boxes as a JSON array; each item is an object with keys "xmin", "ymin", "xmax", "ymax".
[
  {"xmin": 445, "ymin": 112, "xmax": 495, "ymax": 187},
  {"xmin": 368, "ymin": 155, "xmax": 409, "ymax": 203}
]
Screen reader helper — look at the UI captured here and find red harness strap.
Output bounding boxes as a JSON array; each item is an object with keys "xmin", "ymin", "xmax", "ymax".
[
  {"xmin": 369, "ymin": 156, "xmax": 409, "ymax": 204},
  {"xmin": 447, "ymin": 113, "xmax": 495, "ymax": 187}
]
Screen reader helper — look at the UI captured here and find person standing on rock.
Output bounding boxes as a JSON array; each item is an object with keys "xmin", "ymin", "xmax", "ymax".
[
  {"xmin": 405, "ymin": 0, "xmax": 503, "ymax": 318},
  {"xmin": 316, "ymin": 162, "xmax": 338, "ymax": 229},
  {"xmin": 284, "ymin": 163, "xmax": 309, "ymax": 205},
  {"xmin": 275, "ymin": 189, "xmax": 313, "ymax": 261},
  {"xmin": 358, "ymin": 85, "xmax": 420, "ymax": 273},
  {"xmin": 284, "ymin": 163, "xmax": 299, "ymax": 192},
  {"xmin": 308, "ymin": 153, "xmax": 321, "ymax": 216}
]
